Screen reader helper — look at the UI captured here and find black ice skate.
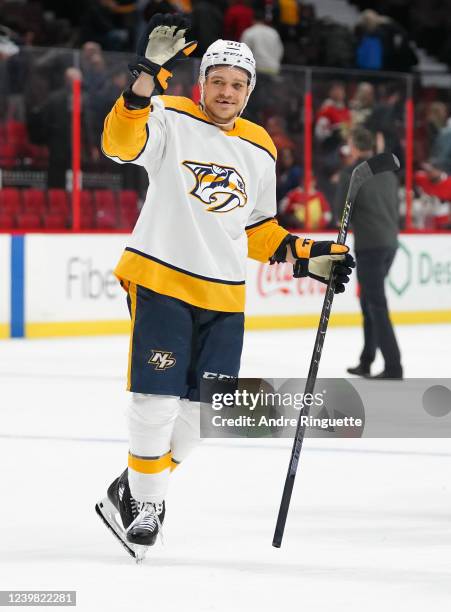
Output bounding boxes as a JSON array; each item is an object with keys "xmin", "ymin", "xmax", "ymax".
[{"xmin": 95, "ymin": 469, "xmax": 165, "ymax": 563}]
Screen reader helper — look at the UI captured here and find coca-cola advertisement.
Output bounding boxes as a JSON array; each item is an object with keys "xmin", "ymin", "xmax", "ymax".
[{"xmin": 245, "ymin": 233, "xmax": 358, "ymax": 319}]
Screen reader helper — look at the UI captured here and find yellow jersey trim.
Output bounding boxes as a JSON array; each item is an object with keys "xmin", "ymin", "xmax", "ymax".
[
  {"xmin": 246, "ymin": 219, "xmax": 289, "ymax": 262},
  {"xmin": 114, "ymin": 248, "xmax": 246, "ymax": 312},
  {"xmin": 160, "ymin": 96, "xmax": 277, "ymax": 160},
  {"xmin": 102, "ymin": 95, "xmax": 150, "ymax": 162},
  {"xmin": 126, "ymin": 282, "xmax": 138, "ymax": 391}
]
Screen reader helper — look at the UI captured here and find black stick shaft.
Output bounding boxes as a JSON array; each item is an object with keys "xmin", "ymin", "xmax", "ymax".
[
  {"xmin": 271, "ymin": 164, "xmax": 363, "ymax": 548},
  {"xmin": 272, "ymin": 153, "xmax": 398, "ymax": 548}
]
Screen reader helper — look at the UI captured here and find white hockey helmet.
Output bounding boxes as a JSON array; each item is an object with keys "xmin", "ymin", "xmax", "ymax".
[{"xmin": 199, "ymin": 39, "xmax": 256, "ymax": 114}]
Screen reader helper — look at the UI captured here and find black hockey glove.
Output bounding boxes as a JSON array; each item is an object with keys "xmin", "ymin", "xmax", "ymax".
[
  {"xmin": 270, "ymin": 235, "xmax": 355, "ymax": 294},
  {"xmin": 129, "ymin": 13, "xmax": 197, "ymax": 94}
]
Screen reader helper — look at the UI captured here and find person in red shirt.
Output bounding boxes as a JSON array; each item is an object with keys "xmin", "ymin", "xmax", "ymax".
[
  {"xmin": 315, "ymin": 82, "xmax": 350, "ymax": 145},
  {"xmin": 224, "ymin": 0, "xmax": 254, "ymax": 41},
  {"xmin": 279, "ymin": 178, "xmax": 332, "ymax": 230},
  {"xmin": 414, "ymin": 161, "xmax": 451, "ymax": 229}
]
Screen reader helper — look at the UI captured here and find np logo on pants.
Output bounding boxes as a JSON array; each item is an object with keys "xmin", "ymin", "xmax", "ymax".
[{"xmin": 148, "ymin": 350, "xmax": 176, "ymax": 371}]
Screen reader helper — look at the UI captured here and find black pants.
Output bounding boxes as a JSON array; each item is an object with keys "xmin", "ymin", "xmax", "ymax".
[{"xmin": 356, "ymin": 247, "xmax": 402, "ymax": 373}]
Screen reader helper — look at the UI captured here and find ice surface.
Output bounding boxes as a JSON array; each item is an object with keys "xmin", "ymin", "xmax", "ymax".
[{"xmin": 0, "ymin": 325, "xmax": 450, "ymax": 611}]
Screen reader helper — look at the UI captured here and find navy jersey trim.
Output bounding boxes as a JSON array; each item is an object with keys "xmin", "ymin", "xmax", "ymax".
[
  {"xmin": 165, "ymin": 107, "xmax": 276, "ymax": 161},
  {"xmin": 165, "ymin": 106, "xmax": 212, "ymax": 127},
  {"xmin": 238, "ymin": 137, "xmax": 276, "ymax": 162},
  {"xmin": 125, "ymin": 247, "xmax": 246, "ymax": 285},
  {"xmin": 245, "ymin": 217, "xmax": 274, "ymax": 230}
]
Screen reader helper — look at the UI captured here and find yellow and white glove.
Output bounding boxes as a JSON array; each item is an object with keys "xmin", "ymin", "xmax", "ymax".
[
  {"xmin": 270, "ymin": 235, "xmax": 355, "ymax": 294},
  {"xmin": 129, "ymin": 13, "xmax": 197, "ymax": 94}
]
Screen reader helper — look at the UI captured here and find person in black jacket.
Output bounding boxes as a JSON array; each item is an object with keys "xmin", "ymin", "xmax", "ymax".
[{"xmin": 334, "ymin": 127, "xmax": 403, "ymax": 379}]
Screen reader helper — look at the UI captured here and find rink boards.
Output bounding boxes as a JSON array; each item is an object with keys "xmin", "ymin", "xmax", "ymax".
[{"xmin": 0, "ymin": 232, "xmax": 450, "ymax": 338}]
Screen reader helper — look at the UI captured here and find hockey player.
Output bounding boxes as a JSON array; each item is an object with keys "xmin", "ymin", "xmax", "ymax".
[{"xmin": 95, "ymin": 14, "xmax": 355, "ymax": 561}]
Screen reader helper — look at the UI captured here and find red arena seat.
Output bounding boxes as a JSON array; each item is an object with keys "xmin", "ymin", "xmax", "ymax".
[
  {"xmin": 0, "ymin": 188, "xmax": 22, "ymax": 214},
  {"xmin": 6, "ymin": 121, "xmax": 28, "ymax": 156},
  {"xmin": 80, "ymin": 190, "xmax": 95, "ymax": 229},
  {"xmin": 0, "ymin": 210, "xmax": 16, "ymax": 229},
  {"xmin": 23, "ymin": 189, "xmax": 47, "ymax": 215},
  {"xmin": 43, "ymin": 211, "xmax": 67, "ymax": 230},
  {"xmin": 16, "ymin": 211, "xmax": 41, "ymax": 230},
  {"xmin": 118, "ymin": 190, "xmax": 139, "ymax": 228},
  {"xmin": 120, "ymin": 207, "xmax": 139, "ymax": 229},
  {"xmin": 0, "ymin": 143, "xmax": 18, "ymax": 168},
  {"xmin": 94, "ymin": 190, "xmax": 118, "ymax": 229},
  {"xmin": 48, "ymin": 189, "xmax": 69, "ymax": 215},
  {"xmin": 118, "ymin": 190, "xmax": 138, "ymax": 211}
]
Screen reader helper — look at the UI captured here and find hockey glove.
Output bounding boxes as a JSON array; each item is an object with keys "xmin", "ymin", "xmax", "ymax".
[
  {"xmin": 129, "ymin": 13, "xmax": 197, "ymax": 94},
  {"xmin": 270, "ymin": 235, "xmax": 355, "ymax": 294}
]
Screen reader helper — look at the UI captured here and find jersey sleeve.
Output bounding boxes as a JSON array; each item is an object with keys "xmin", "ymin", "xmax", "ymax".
[
  {"xmin": 101, "ymin": 94, "xmax": 167, "ymax": 173},
  {"xmin": 245, "ymin": 161, "xmax": 289, "ymax": 262}
]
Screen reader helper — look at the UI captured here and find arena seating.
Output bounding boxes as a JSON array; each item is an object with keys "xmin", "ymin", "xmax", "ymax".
[
  {"xmin": 0, "ymin": 188, "xmax": 140, "ymax": 230},
  {"xmin": 0, "ymin": 188, "xmax": 22, "ymax": 215},
  {"xmin": 118, "ymin": 190, "xmax": 139, "ymax": 229},
  {"xmin": 94, "ymin": 190, "xmax": 117, "ymax": 229}
]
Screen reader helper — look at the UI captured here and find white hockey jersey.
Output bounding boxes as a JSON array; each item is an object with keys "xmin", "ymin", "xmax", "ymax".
[{"xmin": 102, "ymin": 94, "xmax": 289, "ymax": 312}]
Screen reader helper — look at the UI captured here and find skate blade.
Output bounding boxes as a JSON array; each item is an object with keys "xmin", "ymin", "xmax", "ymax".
[{"xmin": 95, "ymin": 497, "xmax": 150, "ymax": 563}]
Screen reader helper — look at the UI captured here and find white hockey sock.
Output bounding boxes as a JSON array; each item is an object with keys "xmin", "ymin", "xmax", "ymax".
[
  {"xmin": 170, "ymin": 399, "xmax": 202, "ymax": 467},
  {"xmin": 127, "ymin": 393, "xmax": 179, "ymax": 503}
]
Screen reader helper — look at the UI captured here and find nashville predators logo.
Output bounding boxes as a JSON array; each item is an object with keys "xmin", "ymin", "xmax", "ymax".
[
  {"xmin": 148, "ymin": 350, "xmax": 176, "ymax": 371},
  {"xmin": 183, "ymin": 160, "xmax": 248, "ymax": 213}
]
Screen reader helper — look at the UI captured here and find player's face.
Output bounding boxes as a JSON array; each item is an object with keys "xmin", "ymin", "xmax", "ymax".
[{"xmin": 203, "ymin": 67, "xmax": 250, "ymax": 127}]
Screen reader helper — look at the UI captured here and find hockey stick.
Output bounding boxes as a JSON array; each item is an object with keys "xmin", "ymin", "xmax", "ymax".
[{"xmin": 272, "ymin": 152, "xmax": 400, "ymax": 548}]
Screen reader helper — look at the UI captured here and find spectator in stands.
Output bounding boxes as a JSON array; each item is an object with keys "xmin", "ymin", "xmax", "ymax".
[
  {"xmin": 80, "ymin": 0, "xmax": 129, "ymax": 51},
  {"xmin": 315, "ymin": 82, "xmax": 350, "ymax": 148},
  {"xmin": 425, "ymin": 102, "xmax": 448, "ymax": 156},
  {"xmin": 189, "ymin": 0, "xmax": 224, "ymax": 57},
  {"xmin": 350, "ymin": 82, "xmax": 375, "ymax": 128},
  {"xmin": 276, "ymin": 146, "xmax": 302, "ymax": 203},
  {"xmin": 335, "ymin": 127, "xmax": 403, "ymax": 379},
  {"xmin": 277, "ymin": 0, "xmax": 300, "ymax": 41},
  {"xmin": 355, "ymin": 9, "xmax": 417, "ymax": 72},
  {"xmin": 314, "ymin": 81, "xmax": 351, "ymax": 209},
  {"xmin": 241, "ymin": 9, "xmax": 283, "ymax": 75},
  {"xmin": 91, "ymin": 65, "xmax": 129, "ymax": 142},
  {"xmin": 27, "ymin": 67, "xmax": 98, "ymax": 188},
  {"xmin": 2, "ymin": 25, "xmax": 32, "ymax": 122},
  {"xmin": 265, "ymin": 115, "xmax": 295, "ymax": 152},
  {"xmin": 279, "ymin": 177, "xmax": 331, "ymax": 230},
  {"xmin": 366, "ymin": 83, "xmax": 403, "ymax": 162},
  {"xmin": 223, "ymin": 0, "xmax": 254, "ymax": 42},
  {"xmin": 429, "ymin": 116, "xmax": 451, "ymax": 174},
  {"xmin": 317, "ymin": 16, "xmax": 354, "ymax": 69},
  {"xmin": 414, "ymin": 159, "xmax": 451, "ymax": 229},
  {"xmin": 355, "ymin": 10, "xmax": 387, "ymax": 71},
  {"xmin": 252, "ymin": 0, "xmax": 280, "ymax": 28},
  {"xmin": 80, "ymin": 43, "xmax": 108, "ymax": 96},
  {"xmin": 143, "ymin": 0, "xmax": 177, "ymax": 21},
  {"xmin": 241, "ymin": 8, "xmax": 283, "ymax": 121},
  {"xmin": 137, "ymin": 0, "xmax": 177, "ymax": 44}
]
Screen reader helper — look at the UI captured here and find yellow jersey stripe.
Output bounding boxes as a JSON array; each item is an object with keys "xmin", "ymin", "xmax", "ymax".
[
  {"xmin": 246, "ymin": 219, "xmax": 289, "ymax": 263},
  {"xmin": 126, "ymin": 282, "xmax": 138, "ymax": 391},
  {"xmin": 102, "ymin": 95, "xmax": 150, "ymax": 162},
  {"xmin": 115, "ymin": 248, "xmax": 246, "ymax": 312}
]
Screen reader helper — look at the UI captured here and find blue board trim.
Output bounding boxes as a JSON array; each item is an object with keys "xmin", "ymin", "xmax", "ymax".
[{"xmin": 11, "ymin": 235, "xmax": 25, "ymax": 338}]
